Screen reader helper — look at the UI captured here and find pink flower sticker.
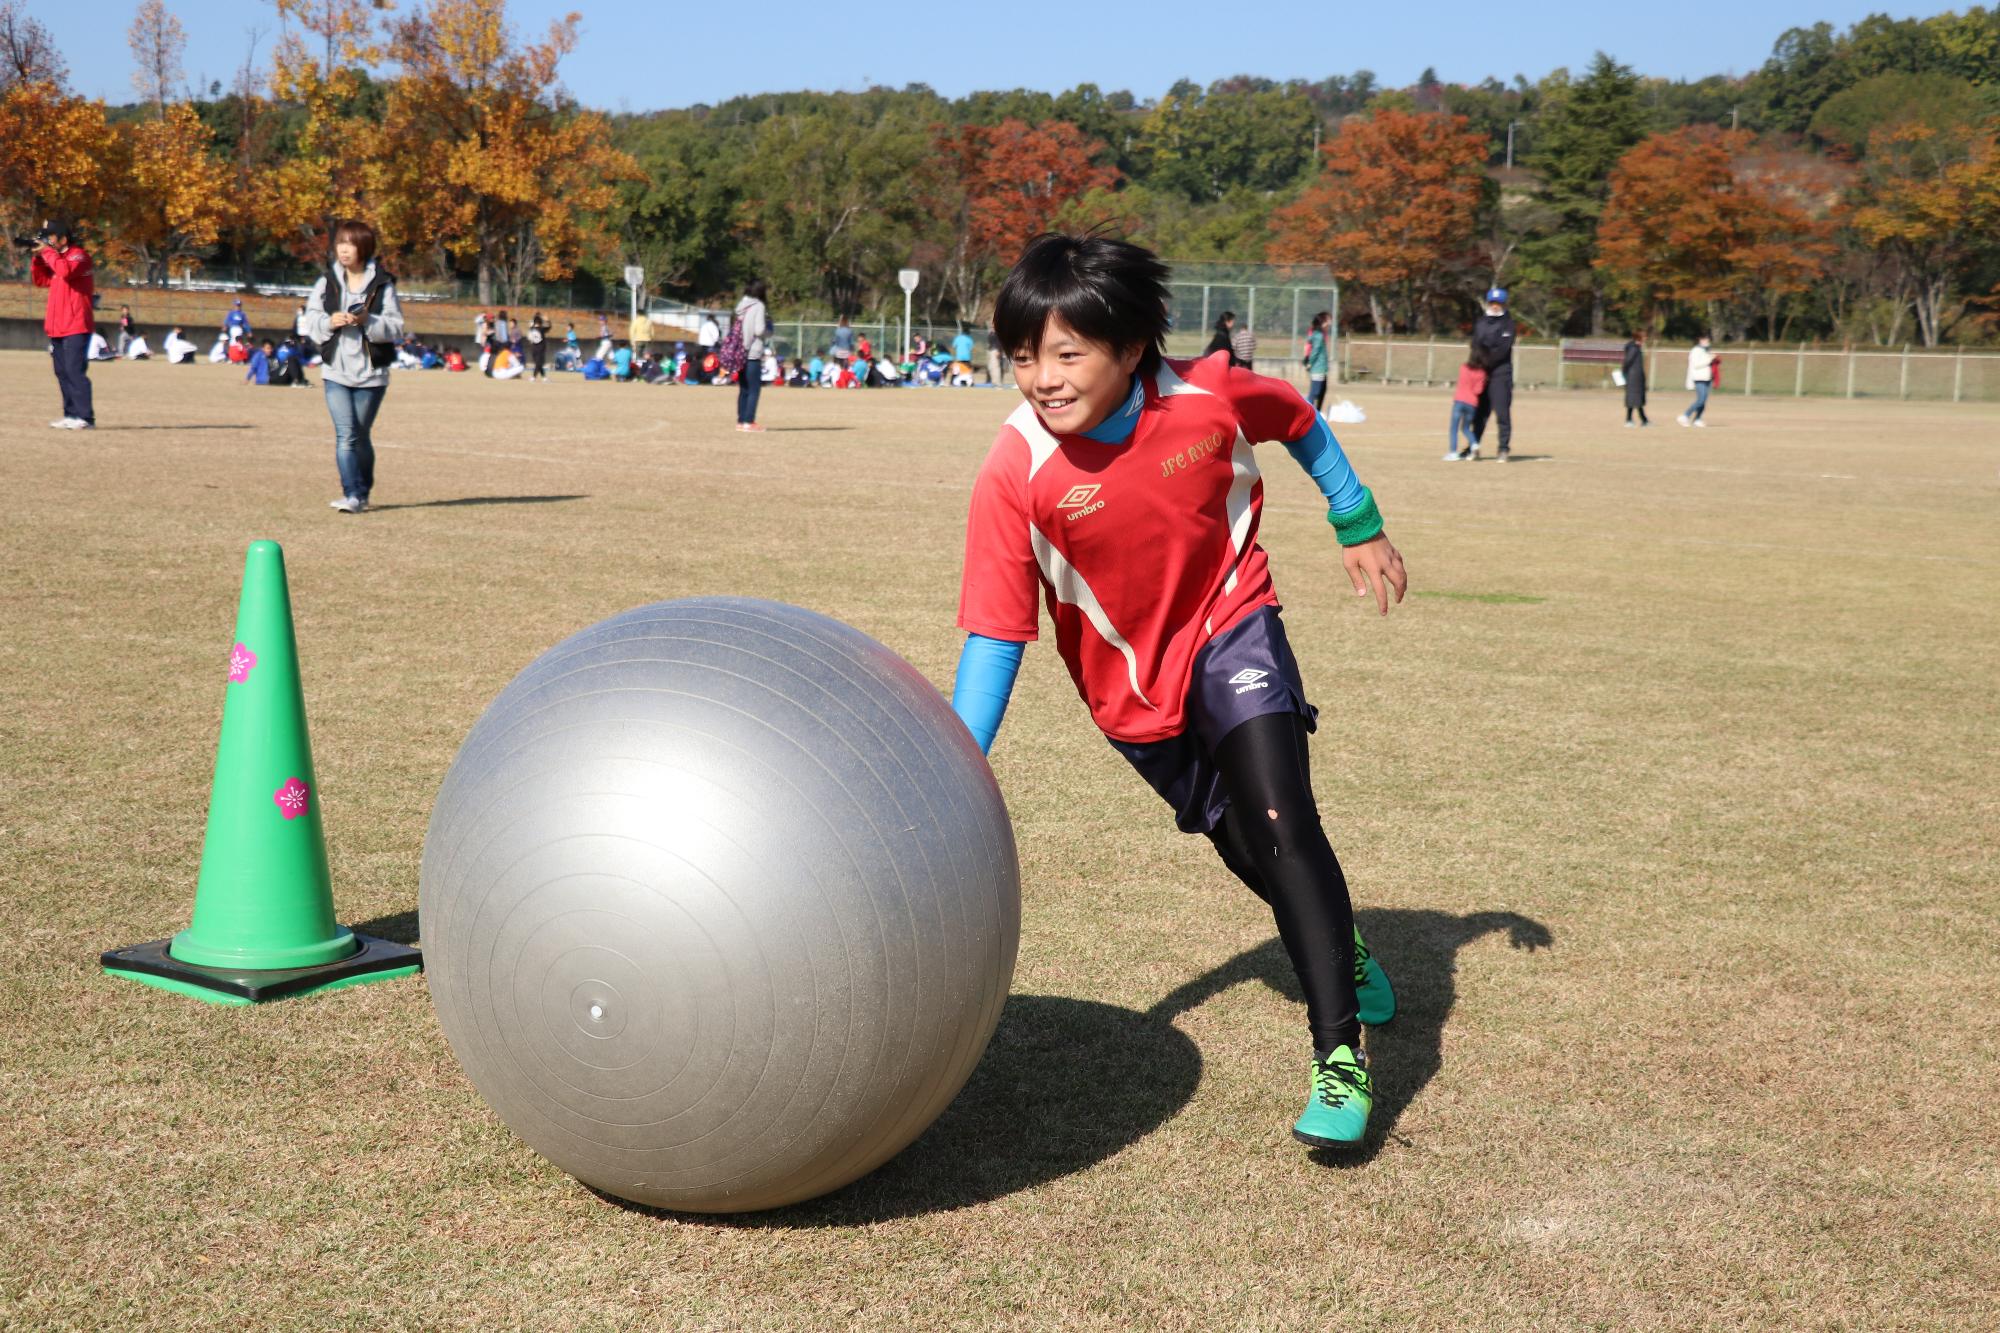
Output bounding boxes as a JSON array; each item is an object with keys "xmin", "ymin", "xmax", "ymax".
[
  {"xmin": 228, "ymin": 643, "xmax": 257, "ymax": 684},
  {"xmin": 273, "ymin": 778, "xmax": 311, "ymax": 820}
]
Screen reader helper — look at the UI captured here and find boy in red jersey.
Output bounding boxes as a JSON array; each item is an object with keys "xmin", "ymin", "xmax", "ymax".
[{"xmin": 952, "ymin": 233, "xmax": 1406, "ymax": 1148}]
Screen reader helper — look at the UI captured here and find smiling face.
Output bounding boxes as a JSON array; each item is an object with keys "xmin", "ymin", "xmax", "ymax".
[{"xmin": 1013, "ymin": 315, "xmax": 1144, "ymax": 435}]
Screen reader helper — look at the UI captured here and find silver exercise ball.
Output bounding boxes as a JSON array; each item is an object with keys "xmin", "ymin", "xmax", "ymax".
[{"xmin": 419, "ymin": 597, "xmax": 1019, "ymax": 1213}]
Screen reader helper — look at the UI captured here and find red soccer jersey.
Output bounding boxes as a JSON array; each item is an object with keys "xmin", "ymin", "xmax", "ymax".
[{"xmin": 958, "ymin": 354, "xmax": 1318, "ymax": 743}]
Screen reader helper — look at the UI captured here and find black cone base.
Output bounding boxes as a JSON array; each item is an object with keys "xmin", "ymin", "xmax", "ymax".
[{"xmin": 101, "ymin": 931, "xmax": 423, "ymax": 1004}]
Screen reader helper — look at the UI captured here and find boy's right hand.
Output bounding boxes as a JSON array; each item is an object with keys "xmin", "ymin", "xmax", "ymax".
[{"xmin": 1344, "ymin": 534, "xmax": 1407, "ymax": 616}]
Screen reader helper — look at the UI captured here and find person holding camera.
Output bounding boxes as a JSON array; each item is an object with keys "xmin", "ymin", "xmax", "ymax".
[
  {"xmin": 24, "ymin": 216, "xmax": 96, "ymax": 430},
  {"xmin": 300, "ymin": 219, "xmax": 404, "ymax": 514}
]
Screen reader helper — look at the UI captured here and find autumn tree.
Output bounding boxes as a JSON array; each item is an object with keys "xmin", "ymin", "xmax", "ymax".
[
  {"xmin": 933, "ymin": 118, "xmax": 1119, "ymax": 320},
  {"xmin": 1847, "ymin": 122, "xmax": 2000, "ymax": 346},
  {"xmin": 1268, "ymin": 108, "xmax": 1490, "ymax": 333},
  {"xmin": 113, "ymin": 102, "xmax": 229, "ymax": 283},
  {"xmin": 0, "ymin": 84, "xmax": 116, "ymax": 261},
  {"xmin": 1594, "ymin": 128, "xmax": 1833, "ymax": 334},
  {"xmin": 262, "ymin": 0, "xmax": 390, "ymax": 264},
  {"xmin": 127, "ymin": 0, "xmax": 185, "ymax": 119},
  {"xmin": 377, "ymin": 1, "xmax": 639, "ymax": 302}
]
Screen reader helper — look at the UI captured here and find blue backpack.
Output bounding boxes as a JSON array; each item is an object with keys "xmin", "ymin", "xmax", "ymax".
[{"xmin": 582, "ymin": 357, "xmax": 609, "ymax": 380}]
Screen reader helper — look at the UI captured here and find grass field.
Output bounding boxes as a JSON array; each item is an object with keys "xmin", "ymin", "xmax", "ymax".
[{"xmin": 4, "ymin": 353, "xmax": 1997, "ymax": 1330}]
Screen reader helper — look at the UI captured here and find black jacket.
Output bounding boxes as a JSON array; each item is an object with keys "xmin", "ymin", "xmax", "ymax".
[{"xmin": 1472, "ymin": 311, "xmax": 1516, "ymax": 375}]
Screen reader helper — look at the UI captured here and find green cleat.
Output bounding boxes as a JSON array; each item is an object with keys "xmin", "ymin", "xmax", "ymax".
[
  {"xmin": 1292, "ymin": 1045, "xmax": 1373, "ymax": 1148},
  {"xmin": 1354, "ymin": 927, "xmax": 1396, "ymax": 1026}
]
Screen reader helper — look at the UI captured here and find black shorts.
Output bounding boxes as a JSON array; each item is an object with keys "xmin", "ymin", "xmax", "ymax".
[{"xmin": 1108, "ymin": 607, "xmax": 1317, "ymax": 834}]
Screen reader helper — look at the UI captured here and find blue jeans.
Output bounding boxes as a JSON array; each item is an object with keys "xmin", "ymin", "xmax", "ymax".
[
  {"xmin": 737, "ymin": 369, "xmax": 764, "ymax": 424},
  {"xmin": 1450, "ymin": 400, "xmax": 1477, "ymax": 452},
  {"xmin": 1307, "ymin": 377, "xmax": 1327, "ymax": 412},
  {"xmin": 1688, "ymin": 381, "xmax": 1710, "ymax": 420},
  {"xmin": 325, "ymin": 381, "xmax": 385, "ymax": 500}
]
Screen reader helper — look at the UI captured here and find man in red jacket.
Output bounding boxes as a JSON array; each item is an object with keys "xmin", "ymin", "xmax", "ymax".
[{"xmin": 30, "ymin": 216, "xmax": 96, "ymax": 429}]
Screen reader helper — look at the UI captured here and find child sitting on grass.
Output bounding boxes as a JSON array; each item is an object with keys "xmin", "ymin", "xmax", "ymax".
[
  {"xmin": 951, "ymin": 232, "xmax": 1406, "ymax": 1150},
  {"xmin": 1445, "ymin": 341, "xmax": 1487, "ymax": 461}
]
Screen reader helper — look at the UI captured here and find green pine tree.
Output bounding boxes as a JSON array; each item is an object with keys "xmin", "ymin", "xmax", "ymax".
[{"xmin": 1520, "ymin": 52, "xmax": 1645, "ymax": 333}]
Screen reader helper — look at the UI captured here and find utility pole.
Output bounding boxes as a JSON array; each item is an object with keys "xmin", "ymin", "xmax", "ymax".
[
  {"xmin": 1731, "ymin": 106, "xmax": 1739, "ymax": 131},
  {"xmin": 1506, "ymin": 121, "xmax": 1519, "ymax": 169}
]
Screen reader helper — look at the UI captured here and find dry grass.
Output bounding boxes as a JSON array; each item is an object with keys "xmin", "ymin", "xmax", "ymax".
[{"xmin": 2, "ymin": 355, "xmax": 1997, "ymax": 1330}]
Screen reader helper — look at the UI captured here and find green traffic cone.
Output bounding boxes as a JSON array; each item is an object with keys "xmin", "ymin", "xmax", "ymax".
[{"xmin": 102, "ymin": 540, "xmax": 420, "ymax": 1004}]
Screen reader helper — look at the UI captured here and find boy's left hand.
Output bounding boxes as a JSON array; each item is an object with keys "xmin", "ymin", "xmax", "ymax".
[{"xmin": 1344, "ymin": 534, "xmax": 1406, "ymax": 616}]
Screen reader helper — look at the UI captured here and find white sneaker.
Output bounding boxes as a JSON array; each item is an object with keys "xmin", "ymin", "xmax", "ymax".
[
  {"xmin": 70, "ymin": 420, "xmax": 93, "ymax": 429},
  {"xmin": 1692, "ymin": 418, "xmax": 1706, "ymax": 428},
  {"xmin": 331, "ymin": 496, "xmax": 364, "ymax": 513},
  {"xmin": 1676, "ymin": 414, "xmax": 1689, "ymax": 427},
  {"xmin": 1467, "ymin": 445, "xmax": 1480, "ymax": 461},
  {"xmin": 1623, "ymin": 420, "xmax": 1636, "ymax": 429},
  {"xmin": 50, "ymin": 418, "xmax": 75, "ymax": 428},
  {"xmin": 1442, "ymin": 450, "xmax": 1460, "ymax": 461}
]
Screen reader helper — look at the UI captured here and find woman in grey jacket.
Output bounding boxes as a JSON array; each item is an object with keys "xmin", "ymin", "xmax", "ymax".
[
  {"xmin": 734, "ymin": 279, "xmax": 769, "ymax": 432},
  {"xmin": 300, "ymin": 219, "xmax": 405, "ymax": 513}
]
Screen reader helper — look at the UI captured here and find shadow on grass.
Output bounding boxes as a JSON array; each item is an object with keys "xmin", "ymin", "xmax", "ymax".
[
  {"xmin": 352, "ymin": 909, "xmax": 418, "ymax": 945},
  {"xmin": 1151, "ymin": 908, "xmax": 1553, "ymax": 1166},
  {"xmin": 619, "ymin": 994, "xmax": 1202, "ymax": 1229},
  {"xmin": 95, "ymin": 423, "xmax": 255, "ymax": 431},
  {"xmin": 366, "ymin": 494, "xmax": 588, "ymax": 511}
]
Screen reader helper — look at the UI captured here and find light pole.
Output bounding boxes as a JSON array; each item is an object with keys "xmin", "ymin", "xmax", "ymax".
[
  {"xmin": 622, "ymin": 264, "xmax": 643, "ymax": 329},
  {"xmin": 1506, "ymin": 120, "xmax": 1520, "ymax": 169},
  {"xmin": 898, "ymin": 268, "xmax": 919, "ymax": 367}
]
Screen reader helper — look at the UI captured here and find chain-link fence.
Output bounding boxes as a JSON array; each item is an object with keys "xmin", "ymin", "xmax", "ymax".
[{"xmin": 1339, "ymin": 337, "xmax": 2000, "ymax": 403}]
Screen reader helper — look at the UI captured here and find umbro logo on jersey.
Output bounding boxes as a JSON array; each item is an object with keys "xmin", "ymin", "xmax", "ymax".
[
  {"xmin": 1059, "ymin": 483, "xmax": 1105, "ymax": 521},
  {"xmin": 1230, "ymin": 667, "xmax": 1272, "ymax": 695}
]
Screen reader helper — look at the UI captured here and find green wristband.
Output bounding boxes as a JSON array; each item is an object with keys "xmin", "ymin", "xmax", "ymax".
[{"xmin": 1328, "ymin": 487, "xmax": 1384, "ymax": 547}]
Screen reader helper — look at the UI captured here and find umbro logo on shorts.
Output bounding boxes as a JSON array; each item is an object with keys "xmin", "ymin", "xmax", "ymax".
[{"xmin": 1229, "ymin": 668, "xmax": 1272, "ymax": 695}]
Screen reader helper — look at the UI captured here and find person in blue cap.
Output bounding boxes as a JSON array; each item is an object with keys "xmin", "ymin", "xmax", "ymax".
[{"xmin": 1469, "ymin": 287, "xmax": 1515, "ymax": 461}]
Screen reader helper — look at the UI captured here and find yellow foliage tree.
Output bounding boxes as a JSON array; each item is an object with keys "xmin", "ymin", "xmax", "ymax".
[
  {"xmin": 377, "ymin": 0, "xmax": 639, "ymax": 302},
  {"xmin": 0, "ymin": 81, "xmax": 115, "ymax": 245},
  {"xmin": 114, "ymin": 102, "xmax": 229, "ymax": 284},
  {"xmin": 262, "ymin": 0, "xmax": 387, "ymax": 263}
]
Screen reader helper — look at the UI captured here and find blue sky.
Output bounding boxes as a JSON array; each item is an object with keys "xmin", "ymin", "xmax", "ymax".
[{"xmin": 40, "ymin": 1, "xmax": 1972, "ymax": 110}]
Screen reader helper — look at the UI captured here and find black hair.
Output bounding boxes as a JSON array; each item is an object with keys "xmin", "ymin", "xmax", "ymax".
[
  {"xmin": 1216, "ymin": 311, "xmax": 1235, "ymax": 330},
  {"xmin": 744, "ymin": 278, "xmax": 767, "ymax": 301},
  {"xmin": 993, "ymin": 232, "xmax": 1171, "ymax": 376}
]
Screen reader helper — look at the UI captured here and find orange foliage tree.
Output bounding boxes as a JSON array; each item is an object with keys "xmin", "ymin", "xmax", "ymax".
[
  {"xmin": 0, "ymin": 81, "xmax": 115, "ymax": 249},
  {"xmin": 1848, "ymin": 122, "xmax": 2000, "ymax": 346},
  {"xmin": 1595, "ymin": 128, "xmax": 1832, "ymax": 334},
  {"xmin": 1267, "ymin": 108, "xmax": 1489, "ymax": 333},
  {"xmin": 933, "ymin": 118, "xmax": 1119, "ymax": 320},
  {"xmin": 376, "ymin": 0, "xmax": 640, "ymax": 302}
]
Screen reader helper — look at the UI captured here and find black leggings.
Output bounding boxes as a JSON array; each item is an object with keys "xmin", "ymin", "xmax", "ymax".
[
  {"xmin": 1625, "ymin": 403, "xmax": 1648, "ymax": 424},
  {"xmin": 1201, "ymin": 713, "xmax": 1359, "ymax": 1054}
]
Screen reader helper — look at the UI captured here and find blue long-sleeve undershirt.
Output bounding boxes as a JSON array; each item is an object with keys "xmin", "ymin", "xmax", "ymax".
[
  {"xmin": 949, "ymin": 376, "xmax": 1364, "ymax": 752},
  {"xmin": 951, "ymin": 634, "xmax": 1024, "ymax": 754}
]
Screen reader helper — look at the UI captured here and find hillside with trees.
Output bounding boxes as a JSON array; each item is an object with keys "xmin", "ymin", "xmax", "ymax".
[{"xmin": 2, "ymin": 1, "xmax": 1996, "ymax": 344}]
